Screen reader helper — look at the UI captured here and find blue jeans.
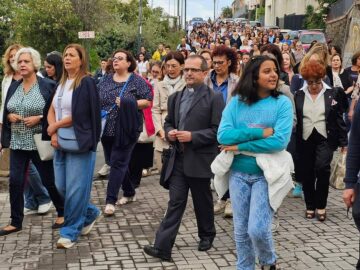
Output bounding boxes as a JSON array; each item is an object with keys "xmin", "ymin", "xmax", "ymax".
[
  {"xmin": 24, "ymin": 162, "xmax": 51, "ymax": 209},
  {"xmin": 54, "ymin": 150, "xmax": 100, "ymax": 242},
  {"xmin": 230, "ymin": 171, "xmax": 276, "ymax": 270}
]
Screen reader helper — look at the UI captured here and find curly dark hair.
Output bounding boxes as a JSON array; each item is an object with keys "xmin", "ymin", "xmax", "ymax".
[
  {"xmin": 212, "ymin": 45, "xmax": 238, "ymax": 74},
  {"xmin": 233, "ymin": 55, "xmax": 281, "ymax": 105}
]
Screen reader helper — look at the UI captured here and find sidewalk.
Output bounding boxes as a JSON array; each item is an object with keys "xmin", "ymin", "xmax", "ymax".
[{"xmin": 0, "ymin": 173, "xmax": 358, "ymax": 269}]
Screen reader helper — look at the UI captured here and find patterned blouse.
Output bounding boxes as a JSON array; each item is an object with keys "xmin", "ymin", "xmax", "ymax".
[
  {"xmin": 7, "ymin": 82, "xmax": 45, "ymax": 150},
  {"xmin": 98, "ymin": 73, "xmax": 152, "ymax": 137}
]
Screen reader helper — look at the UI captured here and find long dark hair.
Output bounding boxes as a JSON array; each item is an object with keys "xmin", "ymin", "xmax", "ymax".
[
  {"xmin": 45, "ymin": 53, "xmax": 63, "ymax": 82},
  {"xmin": 233, "ymin": 55, "xmax": 280, "ymax": 105}
]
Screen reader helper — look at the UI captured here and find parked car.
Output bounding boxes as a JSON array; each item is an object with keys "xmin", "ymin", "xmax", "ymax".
[
  {"xmin": 298, "ymin": 30, "xmax": 326, "ymax": 51},
  {"xmin": 250, "ymin": 20, "xmax": 262, "ymax": 27},
  {"xmin": 288, "ymin": 30, "xmax": 300, "ymax": 40},
  {"xmin": 190, "ymin": 17, "xmax": 205, "ymax": 26},
  {"xmin": 264, "ymin": 25, "xmax": 280, "ymax": 30}
]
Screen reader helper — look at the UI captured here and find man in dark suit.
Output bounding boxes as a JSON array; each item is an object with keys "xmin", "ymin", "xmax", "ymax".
[{"xmin": 143, "ymin": 55, "xmax": 225, "ymax": 261}]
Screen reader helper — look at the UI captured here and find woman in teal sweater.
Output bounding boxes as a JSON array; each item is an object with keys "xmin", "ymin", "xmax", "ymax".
[{"xmin": 218, "ymin": 55, "xmax": 293, "ymax": 270}]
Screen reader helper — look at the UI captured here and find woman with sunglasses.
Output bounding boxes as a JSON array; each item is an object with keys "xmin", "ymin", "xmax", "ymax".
[
  {"xmin": 294, "ymin": 59, "xmax": 347, "ymax": 222},
  {"xmin": 98, "ymin": 49, "xmax": 152, "ymax": 216}
]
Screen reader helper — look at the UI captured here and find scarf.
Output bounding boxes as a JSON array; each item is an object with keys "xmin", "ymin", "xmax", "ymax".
[
  {"xmin": 332, "ymin": 71, "xmax": 344, "ymax": 89},
  {"xmin": 163, "ymin": 75, "xmax": 184, "ymax": 96}
]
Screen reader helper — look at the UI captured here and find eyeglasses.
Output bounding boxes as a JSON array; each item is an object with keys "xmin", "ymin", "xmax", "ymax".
[
  {"xmin": 213, "ymin": 61, "xmax": 225, "ymax": 66},
  {"xmin": 183, "ymin": 68, "xmax": 203, "ymax": 73},
  {"xmin": 307, "ymin": 80, "xmax": 322, "ymax": 86},
  {"xmin": 112, "ymin": 56, "xmax": 125, "ymax": 62}
]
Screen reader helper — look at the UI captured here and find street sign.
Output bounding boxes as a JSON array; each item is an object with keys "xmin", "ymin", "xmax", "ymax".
[{"xmin": 78, "ymin": 31, "xmax": 95, "ymax": 39}]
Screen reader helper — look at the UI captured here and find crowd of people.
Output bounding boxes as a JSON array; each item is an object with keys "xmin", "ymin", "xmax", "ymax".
[{"xmin": 1, "ymin": 20, "xmax": 360, "ymax": 269}]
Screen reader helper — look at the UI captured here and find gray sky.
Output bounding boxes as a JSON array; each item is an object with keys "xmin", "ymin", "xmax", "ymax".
[{"xmin": 150, "ymin": 0, "xmax": 234, "ymax": 20}]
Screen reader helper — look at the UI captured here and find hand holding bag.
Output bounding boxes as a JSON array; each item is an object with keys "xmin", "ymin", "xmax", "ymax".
[{"xmin": 33, "ymin": 133, "xmax": 54, "ymax": 161}]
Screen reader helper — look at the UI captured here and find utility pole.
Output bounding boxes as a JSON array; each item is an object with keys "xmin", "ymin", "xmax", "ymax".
[
  {"xmin": 184, "ymin": 0, "xmax": 187, "ymax": 29},
  {"xmin": 138, "ymin": 0, "xmax": 143, "ymax": 52},
  {"xmin": 177, "ymin": 0, "xmax": 180, "ymax": 30},
  {"xmin": 213, "ymin": 0, "xmax": 216, "ymax": 22}
]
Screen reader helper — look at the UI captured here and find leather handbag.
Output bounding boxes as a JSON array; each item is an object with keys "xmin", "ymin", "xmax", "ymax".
[
  {"xmin": 159, "ymin": 146, "xmax": 176, "ymax": 189},
  {"xmin": 33, "ymin": 133, "xmax": 54, "ymax": 161}
]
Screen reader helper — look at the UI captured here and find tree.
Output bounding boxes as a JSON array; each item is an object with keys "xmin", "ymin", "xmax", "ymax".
[
  {"xmin": 221, "ymin": 6, "xmax": 233, "ymax": 18},
  {"xmin": 13, "ymin": 0, "xmax": 82, "ymax": 55},
  {"xmin": 303, "ymin": 0, "xmax": 338, "ymax": 29}
]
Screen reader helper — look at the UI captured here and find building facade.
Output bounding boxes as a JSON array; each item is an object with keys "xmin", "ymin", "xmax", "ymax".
[{"xmin": 264, "ymin": 0, "xmax": 319, "ymax": 27}]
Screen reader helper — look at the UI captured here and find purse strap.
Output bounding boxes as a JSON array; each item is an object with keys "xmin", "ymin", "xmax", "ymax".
[{"xmin": 105, "ymin": 73, "xmax": 133, "ymax": 116}]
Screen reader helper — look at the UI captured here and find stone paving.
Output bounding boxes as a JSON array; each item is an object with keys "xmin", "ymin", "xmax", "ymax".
[{"xmin": 0, "ymin": 168, "xmax": 359, "ymax": 269}]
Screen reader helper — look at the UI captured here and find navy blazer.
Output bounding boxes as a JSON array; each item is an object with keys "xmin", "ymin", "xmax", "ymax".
[
  {"xmin": 1, "ymin": 76, "xmax": 56, "ymax": 148},
  {"xmin": 164, "ymin": 83, "xmax": 225, "ymax": 179},
  {"xmin": 68, "ymin": 76, "xmax": 101, "ymax": 152}
]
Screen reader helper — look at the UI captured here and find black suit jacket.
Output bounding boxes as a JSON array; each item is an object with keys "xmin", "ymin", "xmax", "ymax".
[
  {"xmin": 164, "ymin": 84, "xmax": 225, "ymax": 179},
  {"xmin": 1, "ymin": 76, "xmax": 56, "ymax": 148},
  {"xmin": 294, "ymin": 87, "xmax": 348, "ymax": 151}
]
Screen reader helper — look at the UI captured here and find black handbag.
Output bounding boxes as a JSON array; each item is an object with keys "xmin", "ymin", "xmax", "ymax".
[
  {"xmin": 159, "ymin": 146, "xmax": 175, "ymax": 189},
  {"xmin": 353, "ymin": 182, "xmax": 360, "ymax": 231}
]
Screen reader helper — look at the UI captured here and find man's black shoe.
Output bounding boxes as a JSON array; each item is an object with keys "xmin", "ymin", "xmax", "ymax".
[
  {"xmin": 198, "ymin": 239, "xmax": 212, "ymax": 251},
  {"xmin": 143, "ymin": 245, "xmax": 172, "ymax": 261}
]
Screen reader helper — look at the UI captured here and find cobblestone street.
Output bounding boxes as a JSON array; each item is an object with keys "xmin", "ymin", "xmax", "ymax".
[{"xmin": 0, "ymin": 168, "xmax": 358, "ymax": 269}]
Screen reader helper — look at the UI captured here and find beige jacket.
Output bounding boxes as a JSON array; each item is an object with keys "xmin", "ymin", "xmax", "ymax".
[
  {"xmin": 204, "ymin": 71, "xmax": 239, "ymax": 104},
  {"xmin": 151, "ymin": 77, "xmax": 186, "ymax": 151}
]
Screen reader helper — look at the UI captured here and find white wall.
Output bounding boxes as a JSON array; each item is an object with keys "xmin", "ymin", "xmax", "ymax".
[{"xmin": 264, "ymin": 0, "xmax": 319, "ymax": 26}]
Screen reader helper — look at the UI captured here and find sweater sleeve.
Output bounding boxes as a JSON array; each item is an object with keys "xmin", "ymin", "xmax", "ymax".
[
  {"xmin": 237, "ymin": 96, "xmax": 293, "ymax": 153},
  {"xmin": 344, "ymin": 102, "xmax": 360, "ymax": 189},
  {"xmin": 217, "ymin": 97, "xmax": 265, "ymax": 145}
]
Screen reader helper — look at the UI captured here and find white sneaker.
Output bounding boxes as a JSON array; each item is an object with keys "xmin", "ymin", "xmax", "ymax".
[
  {"xmin": 213, "ymin": 200, "xmax": 226, "ymax": 214},
  {"xmin": 38, "ymin": 201, "xmax": 52, "ymax": 214},
  {"xmin": 98, "ymin": 164, "xmax": 110, "ymax": 176},
  {"xmin": 81, "ymin": 211, "xmax": 102, "ymax": 236},
  {"xmin": 223, "ymin": 199, "xmax": 233, "ymax": 218},
  {"xmin": 24, "ymin": 207, "xmax": 37, "ymax": 215},
  {"xmin": 104, "ymin": 204, "xmax": 115, "ymax": 216},
  {"xmin": 56, "ymin": 237, "xmax": 75, "ymax": 249},
  {"xmin": 116, "ymin": 195, "xmax": 136, "ymax": 205},
  {"xmin": 210, "ymin": 178, "xmax": 215, "ymax": 191}
]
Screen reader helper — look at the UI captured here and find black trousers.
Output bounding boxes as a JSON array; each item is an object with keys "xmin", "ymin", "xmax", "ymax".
[
  {"xmin": 154, "ymin": 154, "xmax": 216, "ymax": 255},
  {"xmin": 298, "ymin": 129, "xmax": 334, "ymax": 210},
  {"xmin": 9, "ymin": 150, "xmax": 64, "ymax": 228},
  {"xmin": 102, "ymin": 136, "xmax": 136, "ymax": 203}
]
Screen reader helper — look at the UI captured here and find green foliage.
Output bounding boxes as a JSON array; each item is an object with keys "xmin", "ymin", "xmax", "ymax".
[
  {"xmin": 303, "ymin": 0, "xmax": 338, "ymax": 29},
  {"xmin": 221, "ymin": 6, "xmax": 233, "ymax": 18},
  {"xmin": 13, "ymin": 0, "xmax": 82, "ymax": 55}
]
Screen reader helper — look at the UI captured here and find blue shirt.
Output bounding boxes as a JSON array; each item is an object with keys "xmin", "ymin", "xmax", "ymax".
[
  {"xmin": 210, "ymin": 70, "xmax": 228, "ymax": 103},
  {"xmin": 218, "ymin": 95, "xmax": 293, "ymax": 174}
]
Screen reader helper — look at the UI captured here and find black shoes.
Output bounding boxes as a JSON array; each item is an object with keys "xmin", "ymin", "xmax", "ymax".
[
  {"xmin": 198, "ymin": 239, "xmax": 213, "ymax": 251},
  {"xmin": 51, "ymin": 222, "xmax": 64, "ymax": 229},
  {"xmin": 143, "ymin": 245, "xmax": 172, "ymax": 261},
  {"xmin": 0, "ymin": 226, "xmax": 21, "ymax": 236}
]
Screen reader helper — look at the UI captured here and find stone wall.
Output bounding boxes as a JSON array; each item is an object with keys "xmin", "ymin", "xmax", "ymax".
[{"xmin": 326, "ymin": 2, "xmax": 360, "ymax": 67}]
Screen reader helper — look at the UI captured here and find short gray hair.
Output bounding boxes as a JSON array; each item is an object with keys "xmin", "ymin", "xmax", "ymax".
[
  {"xmin": 186, "ymin": 55, "xmax": 208, "ymax": 71},
  {"xmin": 14, "ymin": 47, "xmax": 42, "ymax": 72}
]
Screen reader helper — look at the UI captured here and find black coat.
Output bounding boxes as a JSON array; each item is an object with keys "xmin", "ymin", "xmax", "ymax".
[
  {"xmin": 294, "ymin": 87, "xmax": 348, "ymax": 151},
  {"xmin": 1, "ymin": 76, "xmax": 56, "ymax": 148},
  {"xmin": 164, "ymin": 84, "xmax": 225, "ymax": 179}
]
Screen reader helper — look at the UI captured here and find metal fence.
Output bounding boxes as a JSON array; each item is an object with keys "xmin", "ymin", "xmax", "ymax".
[{"xmin": 327, "ymin": 0, "xmax": 354, "ymax": 21}]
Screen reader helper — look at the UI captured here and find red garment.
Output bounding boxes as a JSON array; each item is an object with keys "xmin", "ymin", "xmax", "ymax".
[{"xmin": 139, "ymin": 76, "xmax": 155, "ymax": 137}]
